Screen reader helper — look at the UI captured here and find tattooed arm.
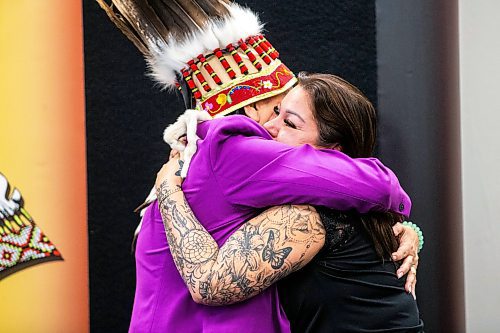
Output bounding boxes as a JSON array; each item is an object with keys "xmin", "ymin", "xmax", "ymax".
[{"xmin": 155, "ymin": 157, "xmax": 325, "ymax": 306}]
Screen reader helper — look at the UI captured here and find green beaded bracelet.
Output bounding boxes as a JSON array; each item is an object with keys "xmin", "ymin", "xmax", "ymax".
[{"xmin": 402, "ymin": 221, "xmax": 424, "ymax": 253}]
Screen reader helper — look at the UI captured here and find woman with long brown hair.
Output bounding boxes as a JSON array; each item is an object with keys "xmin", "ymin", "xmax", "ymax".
[{"xmin": 155, "ymin": 72, "xmax": 423, "ymax": 332}]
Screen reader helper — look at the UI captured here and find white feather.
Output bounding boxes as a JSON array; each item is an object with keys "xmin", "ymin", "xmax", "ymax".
[
  {"xmin": 150, "ymin": 37, "xmax": 191, "ymax": 88},
  {"xmin": 183, "ymin": 31, "xmax": 207, "ymax": 59},
  {"xmin": 165, "ymin": 37, "xmax": 191, "ymax": 65},
  {"xmin": 212, "ymin": 4, "xmax": 262, "ymax": 48},
  {"xmin": 146, "ymin": 57, "xmax": 178, "ymax": 90},
  {"xmin": 146, "ymin": 3, "xmax": 263, "ymax": 88},
  {"xmin": 212, "ymin": 16, "xmax": 238, "ymax": 47},
  {"xmin": 199, "ymin": 25, "xmax": 221, "ymax": 51},
  {"xmin": 227, "ymin": 3, "xmax": 263, "ymax": 40}
]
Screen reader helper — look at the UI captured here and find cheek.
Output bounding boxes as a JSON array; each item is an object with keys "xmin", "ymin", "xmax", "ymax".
[
  {"xmin": 274, "ymin": 129, "xmax": 288, "ymax": 144},
  {"xmin": 276, "ymin": 129, "xmax": 301, "ymax": 146},
  {"xmin": 304, "ymin": 131, "xmax": 320, "ymax": 146}
]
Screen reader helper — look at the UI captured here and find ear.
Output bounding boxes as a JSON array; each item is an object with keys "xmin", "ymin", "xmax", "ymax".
[
  {"xmin": 243, "ymin": 104, "xmax": 259, "ymax": 122},
  {"xmin": 331, "ymin": 143, "xmax": 342, "ymax": 151}
]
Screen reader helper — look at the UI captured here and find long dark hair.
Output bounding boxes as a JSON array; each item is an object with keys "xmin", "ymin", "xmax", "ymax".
[{"xmin": 298, "ymin": 72, "xmax": 400, "ymax": 258}]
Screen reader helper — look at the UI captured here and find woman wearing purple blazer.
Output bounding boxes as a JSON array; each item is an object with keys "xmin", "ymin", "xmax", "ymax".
[{"xmin": 96, "ymin": 1, "xmax": 420, "ymax": 331}]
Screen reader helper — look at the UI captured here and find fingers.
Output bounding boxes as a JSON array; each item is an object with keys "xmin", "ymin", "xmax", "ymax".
[
  {"xmin": 396, "ymin": 255, "xmax": 413, "ymax": 279},
  {"xmin": 404, "ymin": 265, "xmax": 417, "ymax": 299},
  {"xmin": 411, "ymin": 266, "xmax": 417, "ymax": 300},
  {"xmin": 404, "ymin": 267, "xmax": 415, "ymax": 292},
  {"xmin": 169, "ymin": 149, "xmax": 180, "ymax": 160},
  {"xmin": 392, "ymin": 222, "xmax": 404, "ymax": 237},
  {"xmin": 400, "ymin": 255, "xmax": 419, "ymax": 298},
  {"xmin": 392, "ymin": 224, "xmax": 418, "ymax": 262},
  {"xmin": 403, "ymin": 225, "xmax": 420, "ymax": 258},
  {"xmin": 391, "ymin": 223, "xmax": 407, "ymax": 261},
  {"xmin": 393, "ymin": 223, "xmax": 420, "ymax": 297},
  {"xmin": 410, "ymin": 257, "xmax": 419, "ymax": 299},
  {"xmin": 156, "ymin": 156, "xmax": 179, "ymax": 185},
  {"xmin": 391, "ymin": 240, "xmax": 410, "ymax": 262}
]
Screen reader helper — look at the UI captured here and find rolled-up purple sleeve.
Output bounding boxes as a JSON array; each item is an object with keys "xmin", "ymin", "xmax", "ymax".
[{"xmin": 198, "ymin": 116, "xmax": 411, "ymax": 216}]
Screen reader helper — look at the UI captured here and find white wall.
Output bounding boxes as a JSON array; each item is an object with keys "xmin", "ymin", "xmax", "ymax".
[{"xmin": 459, "ymin": 1, "xmax": 500, "ymax": 331}]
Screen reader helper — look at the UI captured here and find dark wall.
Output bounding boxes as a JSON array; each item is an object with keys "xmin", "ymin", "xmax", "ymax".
[
  {"xmin": 83, "ymin": 1, "xmax": 377, "ymax": 332},
  {"xmin": 83, "ymin": 2, "xmax": 178, "ymax": 332},
  {"xmin": 376, "ymin": 1, "xmax": 464, "ymax": 332}
]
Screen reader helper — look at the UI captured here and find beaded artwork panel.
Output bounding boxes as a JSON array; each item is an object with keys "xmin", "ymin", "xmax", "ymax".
[{"xmin": 0, "ymin": 173, "xmax": 62, "ymax": 280}]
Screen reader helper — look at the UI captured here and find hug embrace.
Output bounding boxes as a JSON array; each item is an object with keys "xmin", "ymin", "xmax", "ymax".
[{"xmin": 98, "ymin": 0, "xmax": 424, "ymax": 332}]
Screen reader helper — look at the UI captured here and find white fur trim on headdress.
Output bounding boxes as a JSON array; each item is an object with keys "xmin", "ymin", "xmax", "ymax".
[
  {"xmin": 149, "ymin": 3, "xmax": 263, "ymax": 89},
  {"xmin": 163, "ymin": 109, "xmax": 212, "ymax": 178}
]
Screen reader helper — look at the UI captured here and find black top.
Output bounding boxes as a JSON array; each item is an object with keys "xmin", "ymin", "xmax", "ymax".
[{"xmin": 278, "ymin": 207, "xmax": 424, "ymax": 333}]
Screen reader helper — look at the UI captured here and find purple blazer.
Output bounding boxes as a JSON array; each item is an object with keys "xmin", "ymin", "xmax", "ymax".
[{"xmin": 129, "ymin": 116, "xmax": 411, "ymax": 333}]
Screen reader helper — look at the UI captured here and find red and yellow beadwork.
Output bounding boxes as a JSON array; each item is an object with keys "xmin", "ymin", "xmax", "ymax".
[
  {"xmin": 177, "ymin": 34, "xmax": 297, "ymax": 117},
  {"xmin": 201, "ymin": 61, "xmax": 296, "ymax": 116}
]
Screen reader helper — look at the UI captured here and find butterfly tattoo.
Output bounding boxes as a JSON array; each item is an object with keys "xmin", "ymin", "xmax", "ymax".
[
  {"xmin": 262, "ymin": 230, "xmax": 292, "ymax": 269},
  {"xmin": 175, "ymin": 160, "xmax": 184, "ymax": 177}
]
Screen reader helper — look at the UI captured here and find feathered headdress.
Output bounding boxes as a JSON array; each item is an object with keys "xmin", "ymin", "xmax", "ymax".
[{"xmin": 97, "ymin": 0, "xmax": 297, "ymax": 117}]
